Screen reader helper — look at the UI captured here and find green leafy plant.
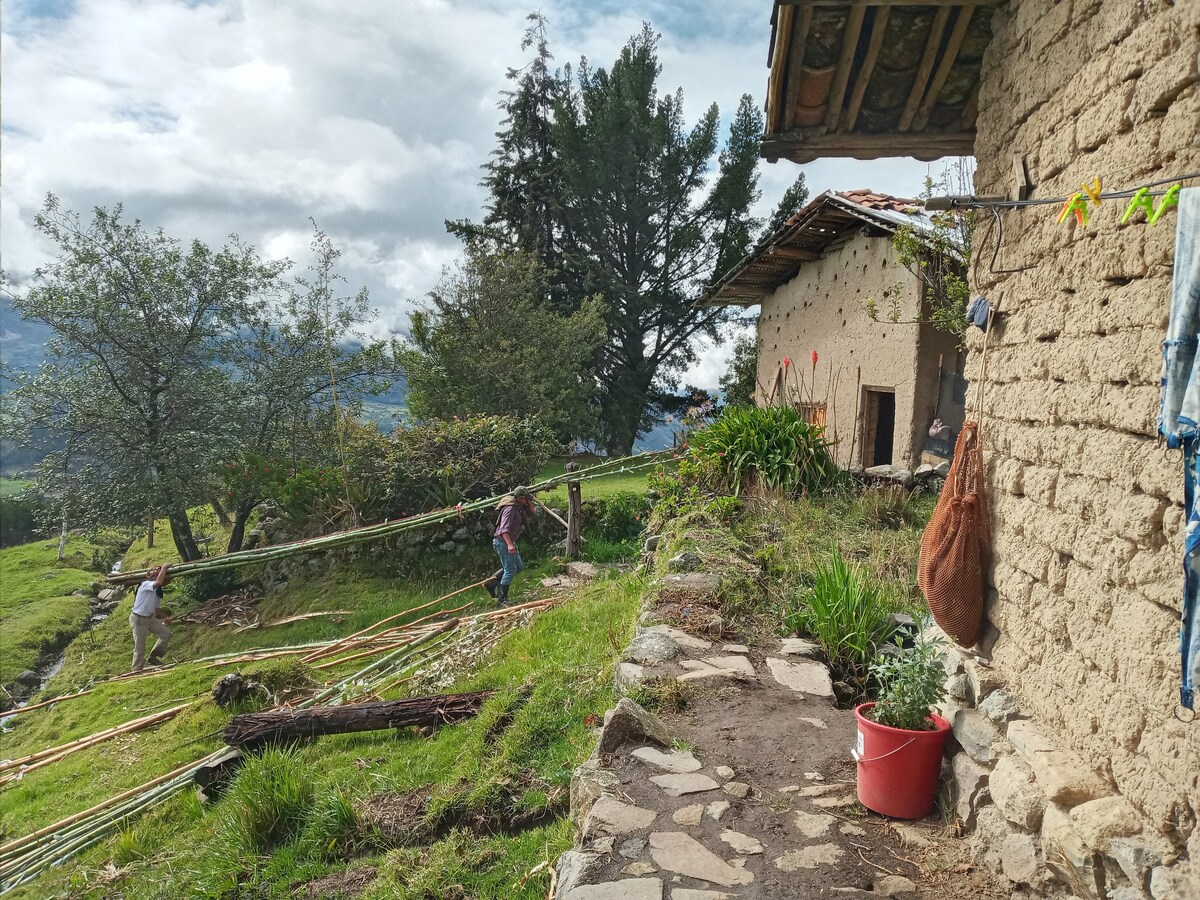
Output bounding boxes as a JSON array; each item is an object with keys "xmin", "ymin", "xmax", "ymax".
[
  {"xmin": 218, "ymin": 747, "xmax": 315, "ymax": 853},
  {"xmin": 868, "ymin": 634, "xmax": 947, "ymax": 731},
  {"xmin": 788, "ymin": 553, "xmax": 895, "ymax": 685},
  {"xmin": 689, "ymin": 405, "xmax": 839, "ymax": 497}
]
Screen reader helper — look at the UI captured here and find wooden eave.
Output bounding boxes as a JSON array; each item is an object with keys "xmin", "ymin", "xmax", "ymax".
[
  {"xmin": 701, "ymin": 193, "xmax": 911, "ymax": 307},
  {"xmin": 763, "ymin": 0, "xmax": 1005, "ymax": 164}
]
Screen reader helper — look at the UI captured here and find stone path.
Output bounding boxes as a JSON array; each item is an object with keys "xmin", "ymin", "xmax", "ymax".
[{"xmin": 554, "ymin": 628, "xmax": 964, "ymax": 900}]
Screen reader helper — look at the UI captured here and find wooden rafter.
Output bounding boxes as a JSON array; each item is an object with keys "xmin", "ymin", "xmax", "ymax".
[
  {"xmin": 823, "ymin": 5, "xmax": 867, "ymax": 133},
  {"xmin": 911, "ymin": 5, "xmax": 975, "ymax": 131},
  {"xmin": 768, "ymin": 246, "xmax": 822, "ymax": 260},
  {"xmin": 843, "ymin": 7, "xmax": 891, "ymax": 132},
  {"xmin": 762, "ymin": 131, "xmax": 974, "ymax": 163},
  {"xmin": 896, "ymin": 5, "xmax": 952, "ymax": 132},
  {"xmin": 767, "ymin": 4, "xmax": 795, "ymax": 135},
  {"xmin": 780, "ymin": 5, "xmax": 814, "ymax": 133}
]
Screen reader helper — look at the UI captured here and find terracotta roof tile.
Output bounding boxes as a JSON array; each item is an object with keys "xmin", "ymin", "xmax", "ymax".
[{"xmin": 836, "ymin": 189, "xmax": 919, "ymax": 213}]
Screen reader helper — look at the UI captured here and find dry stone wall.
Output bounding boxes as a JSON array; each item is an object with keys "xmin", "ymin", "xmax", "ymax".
[{"xmin": 962, "ymin": 0, "xmax": 1200, "ymax": 896}]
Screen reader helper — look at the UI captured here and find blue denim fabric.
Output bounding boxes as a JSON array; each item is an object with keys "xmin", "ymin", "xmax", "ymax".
[
  {"xmin": 492, "ymin": 538, "xmax": 525, "ymax": 586},
  {"xmin": 1159, "ymin": 188, "xmax": 1200, "ymax": 709}
]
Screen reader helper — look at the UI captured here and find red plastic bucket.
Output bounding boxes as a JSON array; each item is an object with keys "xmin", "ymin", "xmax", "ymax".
[{"xmin": 853, "ymin": 702, "xmax": 950, "ymax": 819}]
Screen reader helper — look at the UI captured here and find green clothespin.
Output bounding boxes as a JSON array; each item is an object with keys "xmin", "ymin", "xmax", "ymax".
[
  {"xmin": 1120, "ymin": 187, "xmax": 1156, "ymax": 224},
  {"xmin": 1148, "ymin": 184, "xmax": 1181, "ymax": 226},
  {"xmin": 1057, "ymin": 192, "xmax": 1090, "ymax": 226}
]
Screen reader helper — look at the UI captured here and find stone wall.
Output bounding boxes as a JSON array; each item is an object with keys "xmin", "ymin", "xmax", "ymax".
[
  {"xmin": 756, "ymin": 231, "xmax": 961, "ymax": 468},
  {"xmin": 960, "ymin": 0, "xmax": 1200, "ymax": 896}
]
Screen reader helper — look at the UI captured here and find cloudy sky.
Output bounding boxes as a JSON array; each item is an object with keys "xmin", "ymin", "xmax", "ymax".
[{"xmin": 3, "ymin": 0, "xmax": 948, "ymax": 389}]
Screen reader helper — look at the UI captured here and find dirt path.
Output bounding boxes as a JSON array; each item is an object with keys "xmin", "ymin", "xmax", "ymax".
[{"xmin": 557, "ymin": 626, "xmax": 1007, "ymax": 900}]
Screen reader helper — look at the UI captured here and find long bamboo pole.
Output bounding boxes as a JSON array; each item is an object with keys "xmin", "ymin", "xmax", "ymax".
[{"xmin": 0, "ymin": 690, "xmax": 94, "ymax": 719}]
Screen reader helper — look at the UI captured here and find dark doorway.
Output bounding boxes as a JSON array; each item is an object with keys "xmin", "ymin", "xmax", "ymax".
[{"xmin": 862, "ymin": 389, "xmax": 896, "ymax": 467}]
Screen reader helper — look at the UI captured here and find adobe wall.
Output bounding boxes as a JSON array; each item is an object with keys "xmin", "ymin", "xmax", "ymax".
[
  {"xmin": 957, "ymin": 1, "xmax": 1200, "ymax": 896},
  {"xmin": 756, "ymin": 232, "xmax": 929, "ymax": 468}
]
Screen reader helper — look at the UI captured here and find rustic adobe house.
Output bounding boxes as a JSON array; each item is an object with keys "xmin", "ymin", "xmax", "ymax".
[
  {"xmin": 761, "ymin": 1, "xmax": 1199, "ymax": 897},
  {"xmin": 704, "ymin": 189, "xmax": 966, "ymax": 471}
]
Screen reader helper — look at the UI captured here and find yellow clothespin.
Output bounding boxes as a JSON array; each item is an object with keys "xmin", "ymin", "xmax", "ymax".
[
  {"xmin": 1057, "ymin": 192, "xmax": 1089, "ymax": 226},
  {"xmin": 1120, "ymin": 187, "xmax": 1156, "ymax": 224},
  {"xmin": 1148, "ymin": 184, "xmax": 1181, "ymax": 226},
  {"xmin": 1080, "ymin": 177, "xmax": 1103, "ymax": 206}
]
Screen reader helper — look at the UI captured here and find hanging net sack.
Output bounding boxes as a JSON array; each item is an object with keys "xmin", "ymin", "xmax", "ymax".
[{"xmin": 918, "ymin": 422, "xmax": 990, "ymax": 647}]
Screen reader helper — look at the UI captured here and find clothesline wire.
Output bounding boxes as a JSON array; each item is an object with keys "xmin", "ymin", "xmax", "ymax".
[{"xmin": 931, "ymin": 171, "xmax": 1200, "ymax": 211}]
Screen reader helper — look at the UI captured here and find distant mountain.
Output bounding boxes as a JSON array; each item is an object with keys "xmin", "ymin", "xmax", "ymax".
[{"xmin": 0, "ymin": 296, "xmax": 52, "ymax": 382}]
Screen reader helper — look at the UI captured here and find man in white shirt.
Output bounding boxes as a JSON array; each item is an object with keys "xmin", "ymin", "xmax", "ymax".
[{"xmin": 130, "ymin": 563, "xmax": 173, "ymax": 672}]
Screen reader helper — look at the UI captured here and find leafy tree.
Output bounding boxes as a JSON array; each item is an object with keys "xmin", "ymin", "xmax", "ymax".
[
  {"xmin": 6, "ymin": 198, "xmax": 396, "ymax": 558},
  {"xmin": 764, "ymin": 172, "xmax": 811, "ymax": 236},
  {"xmin": 399, "ymin": 248, "xmax": 605, "ymax": 443},
  {"xmin": 553, "ymin": 26, "xmax": 763, "ymax": 454},
  {"xmin": 719, "ymin": 332, "xmax": 759, "ymax": 408}
]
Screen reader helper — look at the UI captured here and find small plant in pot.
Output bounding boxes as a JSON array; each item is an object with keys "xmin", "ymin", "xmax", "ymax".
[{"xmin": 853, "ymin": 633, "xmax": 951, "ymax": 819}]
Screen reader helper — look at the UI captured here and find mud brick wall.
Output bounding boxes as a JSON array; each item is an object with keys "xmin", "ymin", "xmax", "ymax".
[{"xmin": 970, "ymin": 0, "xmax": 1199, "ymax": 869}]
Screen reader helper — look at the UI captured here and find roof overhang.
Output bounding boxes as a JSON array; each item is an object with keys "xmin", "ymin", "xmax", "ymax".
[{"xmin": 763, "ymin": 0, "xmax": 1005, "ymax": 164}]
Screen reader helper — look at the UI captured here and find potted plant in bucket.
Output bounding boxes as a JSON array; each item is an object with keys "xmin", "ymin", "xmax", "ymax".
[{"xmin": 853, "ymin": 634, "xmax": 950, "ymax": 819}]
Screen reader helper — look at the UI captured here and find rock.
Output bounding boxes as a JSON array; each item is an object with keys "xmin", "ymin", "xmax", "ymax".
[
  {"xmin": 839, "ymin": 822, "xmax": 866, "ymax": 837},
  {"xmin": 1042, "ymin": 803, "xmax": 1104, "ymax": 899},
  {"xmin": 632, "ymin": 747, "xmax": 702, "ymax": 774},
  {"xmin": 1150, "ymin": 864, "xmax": 1200, "ymax": 899},
  {"xmin": 1070, "ymin": 796, "xmax": 1142, "ymax": 852},
  {"xmin": 1006, "ymin": 720, "xmax": 1055, "ymax": 758},
  {"xmin": 439, "ymin": 540, "xmax": 457, "ymax": 552},
  {"xmin": 668, "ymin": 551, "xmax": 702, "ymax": 573},
  {"xmin": 567, "ymin": 561, "xmax": 600, "ymax": 581},
  {"xmin": 650, "ymin": 773, "xmax": 720, "ymax": 797},
  {"xmin": 673, "ymin": 890, "xmax": 735, "ymax": 900},
  {"xmin": 572, "ymin": 758, "xmax": 621, "ymax": 825},
  {"xmin": 643, "ymin": 534, "xmax": 662, "ymax": 552},
  {"xmin": 977, "ymin": 690, "xmax": 1020, "ymax": 723},
  {"xmin": 811, "ymin": 795, "xmax": 857, "ymax": 809},
  {"xmin": 779, "ymin": 637, "xmax": 821, "ymax": 658},
  {"xmin": 832, "ymin": 681, "xmax": 855, "ymax": 704},
  {"xmin": 1110, "ymin": 836, "xmax": 1170, "ymax": 888},
  {"xmin": 963, "ymin": 656, "xmax": 1004, "ymax": 702},
  {"xmin": 934, "ymin": 461, "xmax": 951, "ymax": 477},
  {"xmin": 593, "ymin": 837, "xmax": 615, "ymax": 853},
  {"xmin": 722, "ymin": 781, "xmax": 750, "ymax": 799},
  {"xmin": 642, "ymin": 624, "xmax": 712, "ymax": 651},
  {"xmin": 799, "ymin": 783, "xmax": 842, "ymax": 797},
  {"xmin": 945, "ymin": 673, "xmax": 973, "ymax": 703},
  {"xmin": 658, "ymin": 573, "xmax": 721, "ymax": 594},
  {"xmin": 705, "ymin": 800, "xmax": 730, "ymax": 821},
  {"xmin": 799, "ymin": 717, "xmax": 827, "ymax": 729},
  {"xmin": 621, "ymin": 861, "xmax": 658, "ymax": 876},
  {"xmin": 990, "ymin": 755, "xmax": 1044, "ymax": 832},
  {"xmin": 953, "ymin": 710, "xmax": 1003, "ymax": 763},
  {"xmin": 583, "ymin": 796, "xmax": 658, "ymax": 840},
  {"xmin": 597, "ymin": 699, "xmax": 672, "ymax": 755},
  {"xmin": 452, "ymin": 526, "xmax": 470, "ymax": 541},
  {"xmin": 648, "ymin": 832, "xmax": 754, "ymax": 887},
  {"xmin": 719, "ymin": 830, "xmax": 763, "ymax": 855},
  {"xmin": 952, "ymin": 752, "xmax": 991, "ymax": 829},
  {"xmin": 1001, "ymin": 832, "xmax": 1039, "ymax": 884},
  {"xmin": 625, "ymin": 633, "xmax": 680, "ymax": 666},
  {"xmin": 554, "ymin": 850, "xmax": 604, "ymax": 897},
  {"xmin": 765, "ymin": 658, "xmax": 834, "ymax": 697},
  {"xmin": 773, "ymin": 843, "xmax": 844, "ymax": 871},
  {"xmin": 619, "ymin": 837, "xmax": 648, "ymax": 859},
  {"xmin": 1028, "ymin": 750, "xmax": 1109, "ymax": 807},
  {"xmin": 720, "ymin": 644, "xmax": 748, "ymax": 654},
  {"xmin": 97, "ymin": 588, "xmax": 118, "ymax": 601},
  {"xmin": 614, "ymin": 663, "xmax": 647, "ymax": 695},
  {"xmin": 793, "ymin": 811, "xmax": 836, "ymax": 838},
  {"xmin": 864, "ymin": 465, "xmax": 915, "ymax": 489},
  {"xmin": 562, "ymin": 878, "xmax": 663, "ymax": 900},
  {"xmin": 714, "ymin": 765, "xmax": 734, "ymax": 779},
  {"xmin": 875, "ymin": 874, "xmax": 919, "ymax": 897},
  {"xmin": 914, "ymin": 464, "xmax": 935, "ymax": 479},
  {"xmin": 892, "ymin": 824, "xmax": 934, "ymax": 848},
  {"xmin": 972, "ymin": 805, "xmax": 1012, "ymax": 872},
  {"xmin": 672, "ymin": 804, "xmax": 704, "ymax": 826},
  {"xmin": 14, "ymin": 670, "xmax": 40, "ymax": 688},
  {"xmin": 71, "ymin": 589, "xmax": 89, "ymax": 597}
]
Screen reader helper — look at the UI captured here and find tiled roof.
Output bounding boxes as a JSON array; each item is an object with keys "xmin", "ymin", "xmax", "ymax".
[
  {"xmin": 762, "ymin": 1, "xmax": 1002, "ymax": 164},
  {"xmin": 701, "ymin": 189, "xmax": 928, "ymax": 307}
]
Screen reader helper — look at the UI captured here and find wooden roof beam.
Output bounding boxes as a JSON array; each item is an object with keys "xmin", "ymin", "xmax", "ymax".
[
  {"xmin": 843, "ymin": 7, "xmax": 890, "ymax": 132},
  {"xmin": 912, "ymin": 6, "xmax": 975, "ymax": 131},
  {"xmin": 767, "ymin": 246, "xmax": 822, "ymax": 260},
  {"xmin": 766, "ymin": 4, "xmax": 794, "ymax": 134},
  {"xmin": 780, "ymin": 5, "xmax": 814, "ymax": 133},
  {"xmin": 823, "ymin": 5, "xmax": 867, "ymax": 133},
  {"xmin": 896, "ymin": 6, "xmax": 951, "ymax": 132},
  {"xmin": 762, "ymin": 131, "xmax": 975, "ymax": 163}
]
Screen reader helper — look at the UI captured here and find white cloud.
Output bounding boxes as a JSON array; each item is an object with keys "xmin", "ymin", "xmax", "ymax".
[{"xmin": 2, "ymin": 0, "xmax": 947, "ymax": 354}]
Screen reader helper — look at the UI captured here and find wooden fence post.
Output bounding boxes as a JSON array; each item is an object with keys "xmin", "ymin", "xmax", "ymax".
[{"xmin": 565, "ymin": 462, "xmax": 583, "ymax": 560}]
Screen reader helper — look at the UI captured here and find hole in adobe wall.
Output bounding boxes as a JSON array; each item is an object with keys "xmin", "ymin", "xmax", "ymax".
[
  {"xmin": 1052, "ymin": 377, "xmax": 1065, "ymax": 384},
  {"xmin": 1037, "ymin": 334, "xmax": 1058, "ymax": 343},
  {"xmin": 842, "ymin": 320, "xmax": 847, "ymax": 327},
  {"xmin": 1104, "ymin": 276, "xmax": 1134, "ymax": 286},
  {"xmin": 1062, "ymin": 287, "xmax": 1076, "ymax": 295},
  {"xmin": 1111, "ymin": 379, "xmax": 1129, "ymax": 387},
  {"xmin": 1100, "ymin": 298, "xmax": 1110, "ymax": 307}
]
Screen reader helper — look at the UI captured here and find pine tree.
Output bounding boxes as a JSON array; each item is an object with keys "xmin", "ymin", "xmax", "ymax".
[{"xmin": 764, "ymin": 172, "xmax": 811, "ymax": 236}]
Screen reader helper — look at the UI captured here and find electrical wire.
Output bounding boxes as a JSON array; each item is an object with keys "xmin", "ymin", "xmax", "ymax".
[{"xmin": 930, "ymin": 171, "xmax": 1200, "ymax": 210}]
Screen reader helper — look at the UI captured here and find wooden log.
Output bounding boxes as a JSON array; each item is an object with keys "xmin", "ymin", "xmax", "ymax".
[
  {"xmin": 565, "ymin": 462, "xmax": 583, "ymax": 561},
  {"xmin": 223, "ymin": 689, "xmax": 495, "ymax": 749}
]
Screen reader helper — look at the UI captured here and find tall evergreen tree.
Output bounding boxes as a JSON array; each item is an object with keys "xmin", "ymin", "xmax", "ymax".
[
  {"xmin": 553, "ymin": 26, "xmax": 763, "ymax": 455},
  {"xmin": 764, "ymin": 172, "xmax": 811, "ymax": 236}
]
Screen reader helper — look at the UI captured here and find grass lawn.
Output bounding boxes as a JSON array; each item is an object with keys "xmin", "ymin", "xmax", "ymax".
[
  {"xmin": 0, "ymin": 477, "xmax": 30, "ymax": 497},
  {"xmin": 537, "ymin": 453, "xmax": 672, "ymax": 503}
]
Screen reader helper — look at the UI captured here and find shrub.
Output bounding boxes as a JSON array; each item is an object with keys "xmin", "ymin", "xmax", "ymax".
[
  {"xmin": 688, "ymin": 405, "xmax": 840, "ymax": 497},
  {"xmin": 0, "ymin": 494, "xmax": 42, "ymax": 547},
  {"xmin": 858, "ymin": 485, "xmax": 921, "ymax": 529},
  {"xmin": 788, "ymin": 553, "xmax": 895, "ymax": 687},
  {"xmin": 302, "ymin": 790, "xmax": 365, "ymax": 860},
  {"xmin": 869, "ymin": 634, "xmax": 947, "ymax": 731},
  {"xmin": 583, "ymin": 492, "xmax": 651, "ymax": 543},
  {"xmin": 219, "ymin": 747, "xmax": 315, "ymax": 853}
]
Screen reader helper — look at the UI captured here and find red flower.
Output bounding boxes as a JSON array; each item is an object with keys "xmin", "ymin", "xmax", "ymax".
[
  {"xmin": 811, "ymin": 350, "xmax": 818, "ymax": 365},
  {"xmin": 783, "ymin": 356, "xmax": 791, "ymax": 369},
  {"xmin": 635, "ymin": 515, "xmax": 642, "ymax": 521}
]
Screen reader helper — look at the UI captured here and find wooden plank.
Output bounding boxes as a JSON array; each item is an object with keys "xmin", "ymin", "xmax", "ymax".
[
  {"xmin": 767, "ymin": 246, "xmax": 822, "ymax": 260},
  {"xmin": 565, "ymin": 462, "xmax": 582, "ymax": 561},
  {"xmin": 780, "ymin": 5, "xmax": 814, "ymax": 133},
  {"xmin": 760, "ymin": 131, "xmax": 975, "ymax": 163},
  {"xmin": 767, "ymin": 4, "xmax": 795, "ymax": 135},
  {"xmin": 912, "ymin": 5, "xmax": 975, "ymax": 131},
  {"xmin": 897, "ymin": 5, "xmax": 952, "ymax": 132},
  {"xmin": 823, "ymin": 5, "xmax": 867, "ymax": 133},
  {"xmin": 843, "ymin": 7, "xmax": 890, "ymax": 132}
]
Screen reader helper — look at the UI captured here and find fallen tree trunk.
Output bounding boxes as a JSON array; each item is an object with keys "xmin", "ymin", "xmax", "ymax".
[{"xmin": 223, "ymin": 690, "xmax": 495, "ymax": 749}]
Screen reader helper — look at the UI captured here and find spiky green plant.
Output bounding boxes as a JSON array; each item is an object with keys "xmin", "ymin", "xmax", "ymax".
[
  {"xmin": 218, "ymin": 747, "xmax": 315, "ymax": 853},
  {"xmin": 869, "ymin": 633, "xmax": 947, "ymax": 731}
]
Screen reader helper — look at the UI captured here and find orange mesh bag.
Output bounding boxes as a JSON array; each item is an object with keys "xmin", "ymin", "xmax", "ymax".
[{"xmin": 918, "ymin": 422, "xmax": 990, "ymax": 648}]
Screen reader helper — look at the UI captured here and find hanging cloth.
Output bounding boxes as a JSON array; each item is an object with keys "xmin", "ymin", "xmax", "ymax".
[
  {"xmin": 1158, "ymin": 187, "xmax": 1200, "ymax": 709},
  {"xmin": 918, "ymin": 422, "xmax": 990, "ymax": 647}
]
